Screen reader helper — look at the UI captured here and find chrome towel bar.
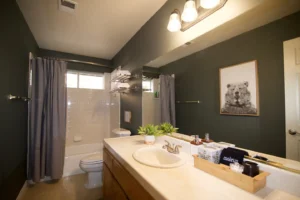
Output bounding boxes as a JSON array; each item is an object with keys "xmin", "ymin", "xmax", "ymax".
[
  {"xmin": 176, "ymin": 100, "xmax": 201, "ymax": 104},
  {"xmin": 7, "ymin": 94, "xmax": 31, "ymax": 102}
]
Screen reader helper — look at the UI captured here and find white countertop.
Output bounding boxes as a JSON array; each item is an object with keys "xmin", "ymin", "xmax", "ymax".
[{"xmin": 104, "ymin": 135, "xmax": 273, "ymax": 200}]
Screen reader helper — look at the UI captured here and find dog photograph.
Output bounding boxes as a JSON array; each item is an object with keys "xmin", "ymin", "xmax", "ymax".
[{"xmin": 219, "ymin": 60, "xmax": 259, "ymax": 116}]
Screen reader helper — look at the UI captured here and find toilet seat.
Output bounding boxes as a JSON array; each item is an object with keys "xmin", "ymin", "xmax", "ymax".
[
  {"xmin": 80, "ymin": 160, "xmax": 103, "ymax": 165},
  {"xmin": 80, "ymin": 153, "xmax": 103, "ymax": 173},
  {"xmin": 80, "ymin": 153, "xmax": 103, "ymax": 164},
  {"xmin": 80, "ymin": 162, "xmax": 103, "ymax": 172},
  {"xmin": 79, "ymin": 152, "xmax": 104, "ymax": 189}
]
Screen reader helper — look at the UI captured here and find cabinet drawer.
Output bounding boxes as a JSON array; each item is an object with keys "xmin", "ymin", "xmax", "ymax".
[
  {"xmin": 103, "ymin": 148, "xmax": 113, "ymax": 170},
  {"xmin": 112, "ymin": 159, "xmax": 154, "ymax": 200}
]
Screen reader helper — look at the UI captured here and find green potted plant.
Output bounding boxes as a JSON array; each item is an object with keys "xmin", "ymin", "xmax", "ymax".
[
  {"xmin": 160, "ymin": 122, "xmax": 178, "ymax": 135},
  {"xmin": 138, "ymin": 124, "xmax": 163, "ymax": 144}
]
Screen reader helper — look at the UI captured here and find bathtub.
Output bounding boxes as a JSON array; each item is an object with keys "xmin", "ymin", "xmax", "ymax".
[{"xmin": 63, "ymin": 143, "xmax": 103, "ymax": 177}]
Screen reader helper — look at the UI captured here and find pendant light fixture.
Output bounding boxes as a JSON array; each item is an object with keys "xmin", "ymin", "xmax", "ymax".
[
  {"xmin": 200, "ymin": 0, "xmax": 221, "ymax": 9},
  {"xmin": 167, "ymin": 10, "xmax": 182, "ymax": 32},
  {"xmin": 181, "ymin": 0, "xmax": 198, "ymax": 22}
]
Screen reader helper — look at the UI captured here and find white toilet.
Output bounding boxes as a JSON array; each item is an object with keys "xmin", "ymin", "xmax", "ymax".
[
  {"xmin": 79, "ymin": 153, "xmax": 103, "ymax": 189},
  {"xmin": 111, "ymin": 128, "xmax": 131, "ymax": 138},
  {"xmin": 79, "ymin": 128, "xmax": 131, "ymax": 189}
]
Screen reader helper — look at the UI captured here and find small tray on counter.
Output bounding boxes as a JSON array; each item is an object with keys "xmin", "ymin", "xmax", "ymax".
[{"xmin": 193, "ymin": 155, "xmax": 270, "ymax": 193}]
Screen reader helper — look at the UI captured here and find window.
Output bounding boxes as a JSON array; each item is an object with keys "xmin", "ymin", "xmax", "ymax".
[
  {"xmin": 79, "ymin": 74, "xmax": 104, "ymax": 89},
  {"xmin": 67, "ymin": 71, "xmax": 104, "ymax": 90},
  {"xmin": 67, "ymin": 72, "xmax": 78, "ymax": 88},
  {"xmin": 142, "ymin": 80, "xmax": 153, "ymax": 92}
]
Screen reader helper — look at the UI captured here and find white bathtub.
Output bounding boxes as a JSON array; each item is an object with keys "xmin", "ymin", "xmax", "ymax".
[{"xmin": 63, "ymin": 143, "xmax": 103, "ymax": 177}]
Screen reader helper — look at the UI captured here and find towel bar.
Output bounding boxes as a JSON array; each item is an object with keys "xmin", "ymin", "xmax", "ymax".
[
  {"xmin": 7, "ymin": 94, "xmax": 31, "ymax": 102},
  {"xmin": 176, "ymin": 101, "xmax": 201, "ymax": 104}
]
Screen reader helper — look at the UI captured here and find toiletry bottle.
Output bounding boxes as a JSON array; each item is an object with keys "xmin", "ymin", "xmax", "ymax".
[
  {"xmin": 205, "ymin": 133, "xmax": 209, "ymax": 141},
  {"xmin": 191, "ymin": 135, "xmax": 202, "ymax": 145},
  {"xmin": 203, "ymin": 133, "xmax": 213, "ymax": 143}
]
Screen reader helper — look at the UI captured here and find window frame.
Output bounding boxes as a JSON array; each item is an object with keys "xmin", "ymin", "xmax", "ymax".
[
  {"xmin": 66, "ymin": 70, "xmax": 105, "ymax": 90},
  {"xmin": 142, "ymin": 79, "xmax": 154, "ymax": 93}
]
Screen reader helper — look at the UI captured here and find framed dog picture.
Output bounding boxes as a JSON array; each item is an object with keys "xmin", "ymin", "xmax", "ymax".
[{"xmin": 219, "ymin": 60, "xmax": 259, "ymax": 116}]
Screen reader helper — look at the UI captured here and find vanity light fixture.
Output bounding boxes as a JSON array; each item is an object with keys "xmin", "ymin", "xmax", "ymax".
[
  {"xmin": 167, "ymin": 0, "xmax": 227, "ymax": 32},
  {"xmin": 167, "ymin": 10, "xmax": 182, "ymax": 32},
  {"xmin": 181, "ymin": 0, "xmax": 198, "ymax": 22},
  {"xmin": 200, "ymin": 0, "xmax": 221, "ymax": 9}
]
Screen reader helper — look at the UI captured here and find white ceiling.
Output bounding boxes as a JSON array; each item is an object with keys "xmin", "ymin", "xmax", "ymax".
[
  {"xmin": 17, "ymin": 0, "xmax": 167, "ymax": 59},
  {"xmin": 146, "ymin": 0, "xmax": 300, "ymax": 68}
]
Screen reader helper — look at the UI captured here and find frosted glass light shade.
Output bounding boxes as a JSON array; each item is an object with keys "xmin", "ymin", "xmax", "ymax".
[
  {"xmin": 167, "ymin": 12, "xmax": 181, "ymax": 32},
  {"xmin": 181, "ymin": 0, "xmax": 198, "ymax": 22},
  {"xmin": 200, "ymin": 0, "xmax": 221, "ymax": 9}
]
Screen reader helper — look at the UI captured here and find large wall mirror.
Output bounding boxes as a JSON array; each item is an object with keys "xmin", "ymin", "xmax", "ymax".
[{"xmin": 141, "ymin": 14, "xmax": 300, "ymax": 171}]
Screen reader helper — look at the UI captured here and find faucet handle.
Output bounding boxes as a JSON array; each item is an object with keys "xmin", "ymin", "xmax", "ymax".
[{"xmin": 162, "ymin": 140, "xmax": 170, "ymax": 149}]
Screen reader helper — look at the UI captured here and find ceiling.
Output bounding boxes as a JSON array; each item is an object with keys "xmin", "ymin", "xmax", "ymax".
[
  {"xmin": 17, "ymin": 0, "xmax": 167, "ymax": 59},
  {"xmin": 146, "ymin": 0, "xmax": 300, "ymax": 68}
]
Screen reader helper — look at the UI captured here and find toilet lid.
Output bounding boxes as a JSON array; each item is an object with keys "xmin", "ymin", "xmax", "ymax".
[
  {"xmin": 80, "ymin": 153, "xmax": 103, "ymax": 164},
  {"xmin": 112, "ymin": 128, "xmax": 131, "ymax": 136}
]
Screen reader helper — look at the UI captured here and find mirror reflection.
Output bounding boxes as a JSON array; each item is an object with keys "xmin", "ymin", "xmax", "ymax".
[{"xmin": 142, "ymin": 36, "xmax": 300, "ymax": 170}]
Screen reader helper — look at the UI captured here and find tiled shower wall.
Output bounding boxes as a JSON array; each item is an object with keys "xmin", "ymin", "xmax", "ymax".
[{"xmin": 66, "ymin": 73, "xmax": 119, "ymax": 146}]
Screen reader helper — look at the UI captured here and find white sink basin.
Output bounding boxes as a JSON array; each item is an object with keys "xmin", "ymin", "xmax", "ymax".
[{"xmin": 133, "ymin": 146, "xmax": 186, "ymax": 168}]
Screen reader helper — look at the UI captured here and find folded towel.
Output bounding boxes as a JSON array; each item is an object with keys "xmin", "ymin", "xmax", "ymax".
[{"xmin": 220, "ymin": 148, "xmax": 249, "ymax": 165}]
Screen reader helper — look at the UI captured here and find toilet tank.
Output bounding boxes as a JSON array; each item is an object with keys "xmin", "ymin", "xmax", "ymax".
[{"xmin": 112, "ymin": 128, "xmax": 131, "ymax": 137}]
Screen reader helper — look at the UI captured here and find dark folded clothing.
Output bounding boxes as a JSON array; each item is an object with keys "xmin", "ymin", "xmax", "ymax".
[{"xmin": 220, "ymin": 147, "xmax": 249, "ymax": 165}]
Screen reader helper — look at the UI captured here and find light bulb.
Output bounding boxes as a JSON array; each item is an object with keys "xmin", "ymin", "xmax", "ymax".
[
  {"xmin": 167, "ymin": 11, "xmax": 181, "ymax": 32},
  {"xmin": 181, "ymin": 0, "xmax": 198, "ymax": 22},
  {"xmin": 200, "ymin": 0, "xmax": 221, "ymax": 9}
]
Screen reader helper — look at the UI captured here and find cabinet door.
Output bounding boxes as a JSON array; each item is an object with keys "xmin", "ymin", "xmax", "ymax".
[
  {"xmin": 103, "ymin": 164, "xmax": 127, "ymax": 200},
  {"xmin": 104, "ymin": 149, "xmax": 113, "ymax": 170},
  {"xmin": 103, "ymin": 164, "xmax": 114, "ymax": 199},
  {"xmin": 112, "ymin": 159, "xmax": 154, "ymax": 200},
  {"xmin": 112, "ymin": 177, "xmax": 128, "ymax": 200}
]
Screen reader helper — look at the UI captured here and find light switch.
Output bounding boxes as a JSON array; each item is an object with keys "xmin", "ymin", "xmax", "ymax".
[{"xmin": 125, "ymin": 111, "xmax": 131, "ymax": 123}]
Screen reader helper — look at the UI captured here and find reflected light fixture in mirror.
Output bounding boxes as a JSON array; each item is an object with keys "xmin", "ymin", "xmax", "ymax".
[
  {"xmin": 181, "ymin": 0, "xmax": 198, "ymax": 22},
  {"xmin": 167, "ymin": 10, "xmax": 182, "ymax": 32},
  {"xmin": 200, "ymin": 0, "xmax": 221, "ymax": 9}
]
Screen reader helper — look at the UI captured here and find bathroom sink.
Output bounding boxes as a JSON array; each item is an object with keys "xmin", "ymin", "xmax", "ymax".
[{"xmin": 132, "ymin": 146, "xmax": 186, "ymax": 168}]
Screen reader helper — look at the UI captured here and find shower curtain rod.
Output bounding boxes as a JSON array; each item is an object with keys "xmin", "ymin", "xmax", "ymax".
[
  {"xmin": 31, "ymin": 53, "xmax": 113, "ymax": 69},
  {"xmin": 40, "ymin": 57, "xmax": 113, "ymax": 68}
]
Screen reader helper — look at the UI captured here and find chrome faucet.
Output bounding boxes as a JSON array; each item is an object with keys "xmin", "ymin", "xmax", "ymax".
[{"xmin": 162, "ymin": 140, "xmax": 182, "ymax": 154}]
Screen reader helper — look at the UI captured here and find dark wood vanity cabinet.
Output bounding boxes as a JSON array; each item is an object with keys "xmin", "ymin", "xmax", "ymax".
[{"xmin": 103, "ymin": 148, "xmax": 155, "ymax": 200}]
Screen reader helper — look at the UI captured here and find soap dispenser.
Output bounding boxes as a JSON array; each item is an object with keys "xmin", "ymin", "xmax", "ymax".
[
  {"xmin": 202, "ymin": 133, "xmax": 213, "ymax": 143},
  {"xmin": 191, "ymin": 135, "xmax": 202, "ymax": 145}
]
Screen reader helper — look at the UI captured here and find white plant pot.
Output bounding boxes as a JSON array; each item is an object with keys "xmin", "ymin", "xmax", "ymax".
[{"xmin": 144, "ymin": 135, "xmax": 155, "ymax": 145}]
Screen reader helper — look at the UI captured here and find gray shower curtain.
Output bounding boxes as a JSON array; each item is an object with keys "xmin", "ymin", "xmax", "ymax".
[
  {"xmin": 28, "ymin": 58, "xmax": 67, "ymax": 182},
  {"xmin": 160, "ymin": 75, "xmax": 176, "ymax": 126}
]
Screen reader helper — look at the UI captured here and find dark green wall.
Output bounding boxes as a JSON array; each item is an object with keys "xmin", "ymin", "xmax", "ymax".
[
  {"xmin": 112, "ymin": 0, "xmax": 179, "ymax": 134},
  {"xmin": 143, "ymin": 66, "xmax": 160, "ymax": 79},
  {"xmin": 161, "ymin": 11, "xmax": 300, "ymax": 157},
  {"xmin": 39, "ymin": 49, "xmax": 113, "ymax": 73},
  {"xmin": 0, "ymin": 0, "xmax": 39, "ymax": 199}
]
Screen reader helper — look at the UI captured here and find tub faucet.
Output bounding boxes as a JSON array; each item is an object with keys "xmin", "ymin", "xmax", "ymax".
[{"xmin": 162, "ymin": 140, "xmax": 182, "ymax": 154}]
